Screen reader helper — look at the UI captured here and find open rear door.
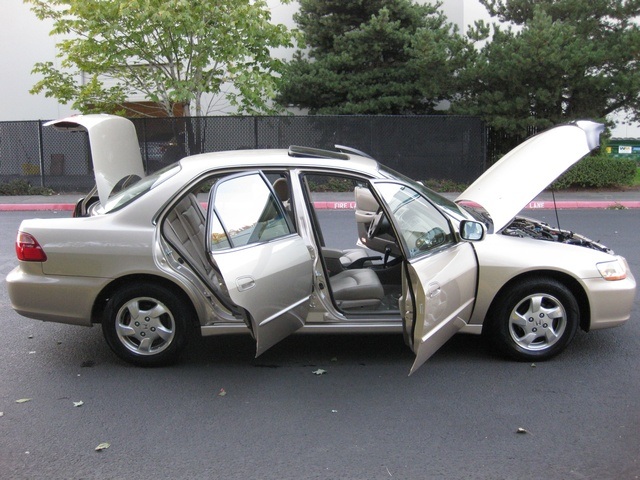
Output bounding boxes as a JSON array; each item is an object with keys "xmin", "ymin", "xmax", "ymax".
[
  {"xmin": 370, "ymin": 180, "xmax": 479, "ymax": 374},
  {"xmin": 206, "ymin": 172, "xmax": 313, "ymax": 356}
]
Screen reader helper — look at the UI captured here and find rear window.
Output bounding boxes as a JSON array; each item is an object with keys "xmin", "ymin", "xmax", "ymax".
[{"xmin": 97, "ymin": 164, "xmax": 181, "ymax": 214}]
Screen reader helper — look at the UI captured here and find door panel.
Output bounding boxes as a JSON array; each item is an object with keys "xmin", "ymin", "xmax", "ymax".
[
  {"xmin": 206, "ymin": 171, "xmax": 313, "ymax": 356},
  {"xmin": 404, "ymin": 243, "xmax": 478, "ymax": 374},
  {"xmin": 371, "ymin": 180, "xmax": 478, "ymax": 374},
  {"xmin": 209, "ymin": 237, "xmax": 313, "ymax": 356}
]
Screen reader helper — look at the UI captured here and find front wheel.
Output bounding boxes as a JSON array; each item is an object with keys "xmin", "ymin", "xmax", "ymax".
[
  {"xmin": 102, "ymin": 283, "xmax": 192, "ymax": 366},
  {"xmin": 485, "ymin": 278, "xmax": 579, "ymax": 361}
]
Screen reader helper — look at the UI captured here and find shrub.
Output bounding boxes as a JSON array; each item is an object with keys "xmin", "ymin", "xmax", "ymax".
[
  {"xmin": 0, "ymin": 180, "xmax": 55, "ymax": 196},
  {"xmin": 307, "ymin": 177, "xmax": 355, "ymax": 192},
  {"xmin": 552, "ymin": 154, "xmax": 637, "ymax": 189},
  {"xmin": 422, "ymin": 179, "xmax": 469, "ymax": 192}
]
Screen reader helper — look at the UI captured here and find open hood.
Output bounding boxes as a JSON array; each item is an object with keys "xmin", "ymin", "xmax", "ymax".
[
  {"xmin": 45, "ymin": 114, "xmax": 145, "ymax": 206},
  {"xmin": 456, "ymin": 121, "xmax": 604, "ymax": 231}
]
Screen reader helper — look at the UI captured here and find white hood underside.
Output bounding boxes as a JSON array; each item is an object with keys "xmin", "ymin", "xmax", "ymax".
[{"xmin": 456, "ymin": 121, "xmax": 604, "ymax": 231}]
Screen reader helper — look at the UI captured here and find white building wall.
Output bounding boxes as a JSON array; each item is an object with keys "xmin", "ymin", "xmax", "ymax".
[
  {"xmin": 1, "ymin": 0, "xmax": 74, "ymax": 121},
  {"xmin": 1, "ymin": 0, "xmax": 637, "ymax": 136}
]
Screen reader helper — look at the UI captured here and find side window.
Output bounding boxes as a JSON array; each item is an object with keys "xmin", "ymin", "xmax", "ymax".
[
  {"xmin": 303, "ymin": 173, "xmax": 368, "ymax": 248},
  {"xmin": 375, "ymin": 182, "xmax": 455, "ymax": 259},
  {"xmin": 265, "ymin": 172, "xmax": 295, "ymax": 228},
  {"xmin": 208, "ymin": 173, "xmax": 292, "ymax": 251}
]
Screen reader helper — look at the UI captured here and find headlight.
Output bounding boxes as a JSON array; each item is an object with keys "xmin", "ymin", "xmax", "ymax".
[{"xmin": 597, "ymin": 259, "xmax": 627, "ymax": 281}]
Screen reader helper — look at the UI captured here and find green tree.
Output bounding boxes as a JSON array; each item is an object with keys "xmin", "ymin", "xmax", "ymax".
[
  {"xmin": 26, "ymin": 0, "xmax": 295, "ymax": 117},
  {"xmin": 277, "ymin": 0, "xmax": 472, "ymax": 114},
  {"xmin": 454, "ymin": 0, "xmax": 640, "ymax": 140}
]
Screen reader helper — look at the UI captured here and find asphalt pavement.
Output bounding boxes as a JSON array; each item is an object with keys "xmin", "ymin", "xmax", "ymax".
[{"xmin": 1, "ymin": 189, "xmax": 640, "ymax": 211}]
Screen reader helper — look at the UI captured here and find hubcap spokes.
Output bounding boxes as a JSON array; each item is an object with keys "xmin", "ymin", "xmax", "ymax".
[
  {"xmin": 115, "ymin": 297, "xmax": 175, "ymax": 355},
  {"xmin": 509, "ymin": 293, "xmax": 566, "ymax": 351}
]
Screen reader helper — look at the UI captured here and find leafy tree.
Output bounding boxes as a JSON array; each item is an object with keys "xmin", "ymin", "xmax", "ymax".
[
  {"xmin": 277, "ymin": 0, "xmax": 473, "ymax": 114},
  {"xmin": 26, "ymin": 0, "xmax": 295, "ymax": 117},
  {"xmin": 454, "ymin": 0, "xmax": 640, "ymax": 140}
]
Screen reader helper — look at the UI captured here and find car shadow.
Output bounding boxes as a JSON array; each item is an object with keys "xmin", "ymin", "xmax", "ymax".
[
  {"xmin": 184, "ymin": 332, "xmax": 493, "ymax": 369},
  {"xmin": 30, "ymin": 321, "xmax": 626, "ymax": 372}
]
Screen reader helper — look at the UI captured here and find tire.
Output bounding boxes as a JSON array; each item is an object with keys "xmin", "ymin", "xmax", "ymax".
[
  {"xmin": 102, "ymin": 283, "xmax": 192, "ymax": 367},
  {"xmin": 485, "ymin": 278, "xmax": 579, "ymax": 361}
]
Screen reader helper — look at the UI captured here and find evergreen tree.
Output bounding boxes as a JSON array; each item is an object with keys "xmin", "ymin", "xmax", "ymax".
[
  {"xmin": 277, "ymin": 0, "xmax": 472, "ymax": 114},
  {"xmin": 454, "ymin": 0, "xmax": 640, "ymax": 138}
]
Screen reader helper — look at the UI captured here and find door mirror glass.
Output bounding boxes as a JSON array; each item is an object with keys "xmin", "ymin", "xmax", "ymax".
[{"xmin": 459, "ymin": 220, "xmax": 486, "ymax": 241}]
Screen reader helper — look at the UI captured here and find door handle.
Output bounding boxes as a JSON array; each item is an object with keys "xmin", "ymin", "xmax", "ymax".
[
  {"xmin": 236, "ymin": 276, "xmax": 256, "ymax": 292},
  {"xmin": 427, "ymin": 282, "xmax": 441, "ymax": 298}
]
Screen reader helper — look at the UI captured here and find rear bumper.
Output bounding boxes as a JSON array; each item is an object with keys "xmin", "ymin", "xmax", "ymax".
[{"xmin": 6, "ymin": 265, "xmax": 107, "ymax": 326}]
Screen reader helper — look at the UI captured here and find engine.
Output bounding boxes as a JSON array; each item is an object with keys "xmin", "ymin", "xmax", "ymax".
[{"xmin": 501, "ymin": 217, "xmax": 613, "ymax": 254}]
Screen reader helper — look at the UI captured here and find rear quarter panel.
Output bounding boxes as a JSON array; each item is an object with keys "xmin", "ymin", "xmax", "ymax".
[
  {"xmin": 19, "ymin": 216, "xmax": 157, "ymax": 278},
  {"xmin": 8, "ymin": 212, "xmax": 162, "ymax": 326}
]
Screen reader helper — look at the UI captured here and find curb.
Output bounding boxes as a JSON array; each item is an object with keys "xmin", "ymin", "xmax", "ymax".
[
  {"xmin": 0, "ymin": 203, "xmax": 76, "ymax": 211},
  {"xmin": 1, "ymin": 200, "xmax": 640, "ymax": 212},
  {"xmin": 524, "ymin": 200, "xmax": 640, "ymax": 210}
]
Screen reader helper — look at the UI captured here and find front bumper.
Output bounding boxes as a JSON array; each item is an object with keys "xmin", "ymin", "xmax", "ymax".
[{"xmin": 583, "ymin": 269, "xmax": 636, "ymax": 330}]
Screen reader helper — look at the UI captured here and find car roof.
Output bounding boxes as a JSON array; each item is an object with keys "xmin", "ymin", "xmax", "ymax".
[{"xmin": 176, "ymin": 147, "xmax": 383, "ymax": 177}]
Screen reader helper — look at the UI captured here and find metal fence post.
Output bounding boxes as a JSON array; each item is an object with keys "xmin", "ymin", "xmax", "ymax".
[
  {"xmin": 254, "ymin": 117, "xmax": 259, "ymax": 149},
  {"xmin": 37, "ymin": 120, "xmax": 45, "ymax": 187},
  {"xmin": 141, "ymin": 118, "xmax": 148, "ymax": 172}
]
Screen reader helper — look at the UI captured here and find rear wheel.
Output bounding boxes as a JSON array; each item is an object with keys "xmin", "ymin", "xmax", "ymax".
[
  {"xmin": 485, "ymin": 278, "xmax": 579, "ymax": 361},
  {"xmin": 102, "ymin": 283, "xmax": 191, "ymax": 366}
]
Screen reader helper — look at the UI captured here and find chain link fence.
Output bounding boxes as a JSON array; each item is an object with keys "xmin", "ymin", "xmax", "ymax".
[{"xmin": 0, "ymin": 115, "xmax": 487, "ymax": 192}]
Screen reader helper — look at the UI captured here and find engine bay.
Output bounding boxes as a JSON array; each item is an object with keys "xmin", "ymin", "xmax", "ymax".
[{"xmin": 502, "ymin": 216, "xmax": 613, "ymax": 254}]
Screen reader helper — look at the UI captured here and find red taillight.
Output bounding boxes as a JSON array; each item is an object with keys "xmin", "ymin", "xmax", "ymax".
[{"xmin": 16, "ymin": 232, "xmax": 47, "ymax": 262}]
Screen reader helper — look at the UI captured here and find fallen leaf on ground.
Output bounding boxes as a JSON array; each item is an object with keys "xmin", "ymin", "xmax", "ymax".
[
  {"xmin": 218, "ymin": 388, "xmax": 227, "ymax": 397},
  {"xmin": 312, "ymin": 369, "xmax": 327, "ymax": 375},
  {"xmin": 15, "ymin": 398, "xmax": 31, "ymax": 404},
  {"xmin": 95, "ymin": 443, "xmax": 110, "ymax": 451}
]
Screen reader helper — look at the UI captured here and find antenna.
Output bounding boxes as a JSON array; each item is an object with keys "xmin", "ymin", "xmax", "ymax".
[{"xmin": 551, "ymin": 189, "xmax": 561, "ymax": 231}]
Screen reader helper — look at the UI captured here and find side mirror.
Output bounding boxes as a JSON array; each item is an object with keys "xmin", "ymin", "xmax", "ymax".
[{"xmin": 459, "ymin": 220, "xmax": 486, "ymax": 241}]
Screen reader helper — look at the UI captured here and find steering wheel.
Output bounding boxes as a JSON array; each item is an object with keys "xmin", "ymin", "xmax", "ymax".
[
  {"xmin": 415, "ymin": 227, "xmax": 446, "ymax": 251},
  {"xmin": 367, "ymin": 210, "xmax": 385, "ymax": 239}
]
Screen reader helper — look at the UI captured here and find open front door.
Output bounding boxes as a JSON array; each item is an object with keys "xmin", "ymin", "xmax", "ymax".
[
  {"xmin": 370, "ymin": 181, "xmax": 479, "ymax": 374},
  {"xmin": 401, "ymin": 245, "xmax": 478, "ymax": 374},
  {"xmin": 206, "ymin": 171, "xmax": 313, "ymax": 356}
]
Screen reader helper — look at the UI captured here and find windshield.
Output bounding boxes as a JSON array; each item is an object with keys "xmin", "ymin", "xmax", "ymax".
[
  {"xmin": 378, "ymin": 164, "xmax": 472, "ymax": 221},
  {"xmin": 97, "ymin": 164, "xmax": 181, "ymax": 214}
]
